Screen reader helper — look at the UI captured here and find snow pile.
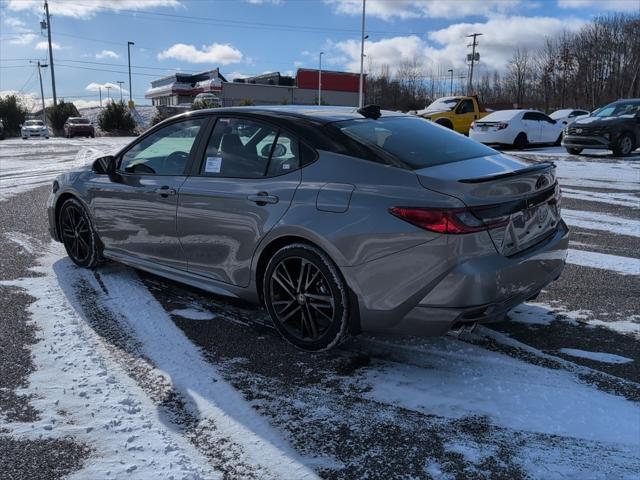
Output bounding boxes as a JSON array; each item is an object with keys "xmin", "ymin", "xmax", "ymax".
[
  {"xmin": 559, "ymin": 348, "xmax": 633, "ymax": 364},
  {"xmin": 563, "ymin": 209, "xmax": 640, "ymax": 238}
]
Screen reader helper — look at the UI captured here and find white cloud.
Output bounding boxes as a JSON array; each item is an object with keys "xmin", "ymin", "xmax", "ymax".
[
  {"xmin": 224, "ymin": 71, "xmax": 251, "ymax": 81},
  {"xmin": 4, "ymin": 17, "xmax": 27, "ymax": 28},
  {"xmin": 96, "ymin": 50, "xmax": 120, "ymax": 59},
  {"xmin": 9, "ymin": 33, "xmax": 37, "ymax": 46},
  {"xmin": 85, "ymin": 82, "xmax": 128, "ymax": 94},
  {"xmin": 331, "ymin": 15, "xmax": 587, "ymax": 74},
  {"xmin": 336, "ymin": 35, "xmax": 426, "ymax": 72},
  {"xmin": 158, "ymin": 43, "xmax": 243, "ymax": 65},
  {"xmin": 325, "ymin": 0, "xmax": 523, "ymax": 20},
  {"xmin": 6, "ymin": 0, "xmax": 180, "ymax": 19},
  {"xmin": 558, "ymin": 0, "xmax": 640, "ymax": 11},
  {"xmin": 35, "ymin": 41, "xmax": 62, "ymax": 50}
]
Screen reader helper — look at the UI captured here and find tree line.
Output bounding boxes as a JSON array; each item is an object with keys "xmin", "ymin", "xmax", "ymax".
[{"xmin": 366, "ymin": 13, "xmax": 640, "ymax": 113}]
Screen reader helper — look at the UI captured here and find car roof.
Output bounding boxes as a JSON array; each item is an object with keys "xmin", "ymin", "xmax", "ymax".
[{"xmin": 182, "ymin": 105, "xmax": 407, "ymax": 124}]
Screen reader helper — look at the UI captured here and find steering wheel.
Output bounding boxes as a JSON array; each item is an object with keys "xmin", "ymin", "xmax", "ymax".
[{"xmin": 165, "ymin": 151, "xmax": 189, "ymax": 172}]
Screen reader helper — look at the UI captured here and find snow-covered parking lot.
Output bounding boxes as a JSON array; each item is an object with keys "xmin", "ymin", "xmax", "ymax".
[{"xmin": 0, "ymin": 138, "xmax": 639, "ymax": 479}]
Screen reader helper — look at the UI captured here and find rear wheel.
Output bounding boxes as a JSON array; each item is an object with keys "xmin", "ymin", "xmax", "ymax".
[
  {"xmin": 263, "ymin": 244, "xmax": 350, "ymax": 351},
  {"xmin": 513, "ymin": 132, "xmax": 528, "ymax": 149},
  {"xmin": 566, "ymin": 147, "xmax": 583, "ymax": 155},
  {"xmin": 59, "ymin": 198, "xmax": 102, "ymax": 268},
  {"xmin": 612, "ymin": 133, "xmax": 634, "ymax": 157}
]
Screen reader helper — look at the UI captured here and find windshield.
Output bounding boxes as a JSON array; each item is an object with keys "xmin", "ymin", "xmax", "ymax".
[
  {"xmin": 593, "ymin": 101, "xmax": 640, "ymax": 118},
  {"xmin": 424, "ymin": 97, "xmax": 460, "ymax": 113},
  {"xmin": 337, "ymin": 116, "xmax": 497, "ymax": 169},
  {"xmin": 25, "ymin": 120, "xmax": 44, "ymax": 126},
  {"xmin": 549, "ymin": 110, "xmax": 572, "ymax": 119},
  {"xmin": 70, "ymin": 118, "xmax": 90, "ymax": 124}
]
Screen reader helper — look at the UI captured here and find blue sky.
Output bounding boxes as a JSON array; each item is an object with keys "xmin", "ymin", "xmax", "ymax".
[{"xmin": 1, "ymin": 0, "xmax": 638, "ymax": 108}]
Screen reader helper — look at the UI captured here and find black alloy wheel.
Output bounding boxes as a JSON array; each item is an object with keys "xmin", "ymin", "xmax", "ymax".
[
  {"xmin": 59, "ymin": 198, "xmax": 102, "ymax": 268},
  {"xmin": 264, "ymin": 244, "xmax": 349, "ymax": 351}
]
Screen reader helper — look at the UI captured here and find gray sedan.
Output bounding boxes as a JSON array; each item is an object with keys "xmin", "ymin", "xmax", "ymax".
[{"xmin": 47, "ymin": 105, "xmax": 568, "ymax": 351}]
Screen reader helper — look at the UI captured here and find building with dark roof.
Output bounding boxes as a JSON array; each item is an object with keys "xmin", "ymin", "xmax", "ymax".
[{"xmin": 145, "ymin": 68, "xmax": 364, "ymax": 107}]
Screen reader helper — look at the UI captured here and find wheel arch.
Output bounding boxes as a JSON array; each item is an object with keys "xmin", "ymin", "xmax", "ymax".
[{"xmin": 53, "ymin": 191, "xmax": 93, "ymax": 240}]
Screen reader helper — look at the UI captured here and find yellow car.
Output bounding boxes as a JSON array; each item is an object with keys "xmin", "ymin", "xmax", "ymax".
[{"xmin": 419, "ymin": 95, "xmax": 490, "ymax": 135}]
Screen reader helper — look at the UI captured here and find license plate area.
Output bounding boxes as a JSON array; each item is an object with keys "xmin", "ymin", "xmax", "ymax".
[{"xmin": 502, "ymin": 203, "xmax": 559, "ymax": 256}]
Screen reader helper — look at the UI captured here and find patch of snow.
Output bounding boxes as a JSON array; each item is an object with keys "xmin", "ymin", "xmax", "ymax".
[
  {"xmin": 567, "ymin": 249, "xmax": 640, "ymax": 275},
  {"xmin": 562, "ymin": 188, "xmax": 639, "ymax": 209},
  {"xmin": 0, "ymin": 137, "xmax": 133, "ymax": 201},
  {"xmin": 170, "ymin": 308, "xmax": 217, "ymax": 320},
  {"xmin": 586, "ymin": 318, "xmax": 640, "ymax": 337},
  {"xmin": 360, "ymin": 336, "xmax": 640, "ymax": 447},
  {"xmin": 563, "ymin": 209, "xmax": 640, "ymax": 237},
  {"xmin": 1, "ymin": 234, "xmax": 317, "ymax": 479},
  {"xmin": 553, "ymin": 159, "xmax": 640, "ymax": 191},
  {"xmin": 559, "ymin": 348, "xmax": 633, "ymax": 364}
]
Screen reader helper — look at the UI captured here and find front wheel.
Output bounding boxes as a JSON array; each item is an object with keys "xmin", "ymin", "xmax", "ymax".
[
  {"xmin": 263, "ymin": 244, "xmax": 350, "ymax": 351},
  {"xmin": 612, "ymin": 133, "xmax": 635, "ymax": 157},
  {"xmin": 59, "ymin": 198, "xmax": 102, "ymax": 268},
  {"xmin": 566, "ymin": 147, "xmax": 583, "ymax": 155}
]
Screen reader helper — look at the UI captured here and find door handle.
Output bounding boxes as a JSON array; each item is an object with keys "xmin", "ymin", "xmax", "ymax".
[
  {"xmin": 247, "ymin": 192, "xmax": 279, "ymax": 205},
  {"xmin": 155, "ymin": 186, "xmax": 176, "ymax": 197}
]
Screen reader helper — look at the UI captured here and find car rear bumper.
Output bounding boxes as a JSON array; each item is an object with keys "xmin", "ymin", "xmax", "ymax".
[
  {"xmin": 469, "ymin": 130, "xmax": 514, "ymax": 145},
  {"xmin": 343, "ymin": 220, "xmax": 569, "ymax": 336},
  {"xmin": 562, "ymin": 134, "xmax": 611, "ymax": 149}
]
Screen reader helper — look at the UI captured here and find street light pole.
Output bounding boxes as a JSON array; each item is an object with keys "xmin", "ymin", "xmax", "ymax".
[
  {"xmin": 105, "ymin": 85, "xmax": 112, "ymax": 102},
  {"xmin": 43, "ymin": 0, "xmax": 57, "ymax": 106},
  {"xmin": 448, "ymin": 69, "xmax": 454, "ymax": 96},
  {"xmin": 127, "ymin": 41, "xmax": 135, "ymax": 106},
  {"xmin": 358, "ymin": 0, "xmax": 366, "ymax": 108},
  {"xmin": 318, "ymin": 51, "xmax": 324, "ymax": 106},
  {"xmin": 117, "ymin": 81, "xmax": 124, "ymax": 103},
  {"xmin": 99, "ymin": 86, "xmax": 102, "ymax": 107},
  {"xmin": 32, "ymin": 61, "xmax": 49, "ymax": 126}
]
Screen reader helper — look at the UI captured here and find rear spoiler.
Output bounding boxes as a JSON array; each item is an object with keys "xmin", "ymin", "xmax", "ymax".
[{"xmin": 458, "ymin": 162, "xmax": 555, "ymax": 184}]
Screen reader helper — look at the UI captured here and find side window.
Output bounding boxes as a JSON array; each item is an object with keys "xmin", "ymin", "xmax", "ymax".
[
  {"xmin": 456, "ymin": 99, "xmax": 474, "ymax": 114},
  {"xmin": 536, "ymin": 113, "xmax": 553, "ymax": 123},
  {"xmin": 522, "ymin": 112, "xmax": 536, "ymax": 121},
  {"xmin": 201, "ymin": 117, "xmax": 299, "ymax": 178},
  {"xmin": 119, "ymin": 118, "xmax": 205, "ymax": 175}
]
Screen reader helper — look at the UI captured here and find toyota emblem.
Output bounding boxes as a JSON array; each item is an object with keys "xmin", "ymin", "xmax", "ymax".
[{"xmin": 535, "ymin": 175, "xmax": 548, "ymax": 189}]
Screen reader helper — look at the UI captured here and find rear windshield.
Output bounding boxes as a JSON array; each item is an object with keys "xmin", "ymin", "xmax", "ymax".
[
  {"xmin": 70, "ymin": 118, "xmax": 90, "ymax": 124},
  {"xmin": 336, "ymin": 116, "xmax": 496, "ymax": 169},
  {"xmin": 25, "ymin": 120, "xmax": 44, "ymax": 126},
  {"xmin": 480, "ymin": 110, "xmax": 520, "ymax": 122}
]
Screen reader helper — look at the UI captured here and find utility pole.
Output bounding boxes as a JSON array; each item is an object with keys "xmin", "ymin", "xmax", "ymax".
[
  {"xmin": 448, "ymin": 69, "xmax": 454, "ymax": 96},
  {"xmin": 31, "ymin": 61, "xmax": 49, "ymax": 126},
  {"xmin": 358, "ymin": 0, "xmax": 366, "ymax": 108},
  {"xmin": 466, "ymin": 33, "xmax": 482, "ymax": 95},
  {"xmin": 318, "ymin": 52, "xmax": 324, "ymax": 106},
  {"xmin": 43, "ymin": 1, "xmax": 57, "ymax": 106},
  {"xmin": 127, "ymin": 41, "xmax": 135, "ymax": 106},
  {"xmin": 99, "ymin": 86, "xmax": 102, "ymax": 107},
  {"xmin": 117, "ymin": 81, "xmax": 125, "ymax": 103},
  {"xmin": 105, "ymin": 85, "xmax": 112, "ymax": 102}
]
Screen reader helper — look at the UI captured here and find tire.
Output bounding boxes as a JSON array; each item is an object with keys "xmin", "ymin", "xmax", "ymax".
[
  {"xmin": 58, "ymin": 198, "xmax": 103, "ymax": 268},
  {"xmin": 435, "ymin": 119, "xmax": 453, "ymax": 130},
  {"xmin": 554, "ymin": 133, "xmax": 562, "ymax": 146},
  {"xmin": 612, "ymin": 133, "xmax": 635, "ymax": 157},
  {"xmin": 263, "ymin": 243, "xmax": 350, "ymax": 352},
  {"xmin": 566, "ymin": 147, "xmax": 583, "ymax": 155},
  {"xmin": 513, "ymin": 132, "xmax": 528, "ymax": 149}
]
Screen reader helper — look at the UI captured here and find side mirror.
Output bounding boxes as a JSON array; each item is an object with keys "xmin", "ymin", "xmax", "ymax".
[
  {"xmin": 550, "ymin": 119, "xmax": 557, "ymax": 124},
  {"xmin": 92, "ymin": 155, "xmax": 116, "ymax": 174},
  {"xmin": 562, "ymin": 121, "xmax": 568, "ymax": 124}
]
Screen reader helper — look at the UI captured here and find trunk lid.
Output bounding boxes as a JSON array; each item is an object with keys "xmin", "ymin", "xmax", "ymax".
[{"xmin": 414, "ymin": 153, "xmax": 561, "ymax": 256}]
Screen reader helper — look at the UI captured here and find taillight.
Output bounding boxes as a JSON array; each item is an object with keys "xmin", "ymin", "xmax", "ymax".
[
  {"xmin": 497, "ymin": 122, "xmax": 509, "ymax": 130},
  {"xmin": 389, "ymin": 207, "xmax": 507, "ymax": 234}
]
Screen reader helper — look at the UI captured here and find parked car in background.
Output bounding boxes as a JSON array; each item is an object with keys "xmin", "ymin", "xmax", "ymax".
[
  {"xmin": 21, "ymin": 119, "xmax": 49, "ymax": 139},
  {"xmin": 562, "ymin": 99, "xmax": 640, "ymax": 156},
  {"xmin": 418, "ymin": 95, "xmax": 489, "ymax": 134},
  {"xmin": 469, "ymin": 110, "xmax": 564, "ymax": 148},
  {"xmin": 549, "ymin": 109, "xmax": 589, "ymax": 125},
  {"xmin": 0, "ymin": 119, "xmax": 5, "ymax": 140},
  {"xmin": 47, "ymin": 105, "xmax": 568, "ymax": 351},
  {"xmin": 64, "ymin": 117, "xmax": 95, "ymax": 138},
  {"xmin": 193, "ymin": 92, "xmax": 222, "ymax": 108}
]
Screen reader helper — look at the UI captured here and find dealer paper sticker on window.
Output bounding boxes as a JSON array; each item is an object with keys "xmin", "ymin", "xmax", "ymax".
[{"xmin": 205, "ymin": 156, "xmax": 222, "ymax": 174}]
